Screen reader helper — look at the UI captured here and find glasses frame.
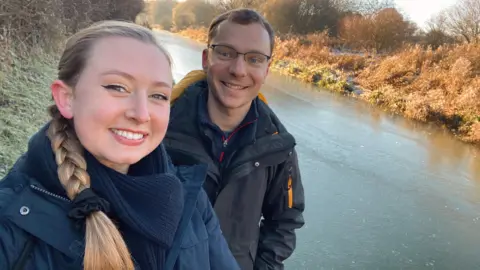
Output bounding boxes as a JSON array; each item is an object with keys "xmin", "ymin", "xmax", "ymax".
[{"xmin": 208, "ymin": 44, "xmax": 272, "ymax": 65}]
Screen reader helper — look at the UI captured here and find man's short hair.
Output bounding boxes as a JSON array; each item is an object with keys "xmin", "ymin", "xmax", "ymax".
[{"xmin": 207, "ymin": 8, "xmax": 275, "ymax": 55}]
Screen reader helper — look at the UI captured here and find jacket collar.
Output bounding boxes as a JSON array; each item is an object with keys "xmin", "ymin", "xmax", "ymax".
[
  {"xmin": 171, "ymin": 79, "xmax": 294, "ymax": 143},
  {"xmin": 3, "ymin": 158, "xmax": 208, "ymax": 261},
  {"xmin": 197, "ymin": 85, "xmax": 259, "ymax": 148},
  {"xmin": 2, "ymin": 172, "xmax": 84, "ymax": 260}
]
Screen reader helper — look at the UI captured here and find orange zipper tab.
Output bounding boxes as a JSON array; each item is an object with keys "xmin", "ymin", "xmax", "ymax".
[{"xmin": 288, "ymin": 175, "xmax": 293, "ymax": 208}]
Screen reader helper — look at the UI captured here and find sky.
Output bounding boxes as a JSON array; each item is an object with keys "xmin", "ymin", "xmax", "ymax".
[{"xmin": 394, "ymin": 0, "xmax": 458, "ymax": 28}]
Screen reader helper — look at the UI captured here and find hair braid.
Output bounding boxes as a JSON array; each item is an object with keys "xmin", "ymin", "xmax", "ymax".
[{"xmin": 47, "ymin": 105, "xmax": 134, "ymax": 270}]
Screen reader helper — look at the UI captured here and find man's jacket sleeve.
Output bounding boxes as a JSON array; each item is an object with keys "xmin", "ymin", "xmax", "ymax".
[{"xmin": 254, "ymin": 149, "xmax": 305, "ymax": 270}]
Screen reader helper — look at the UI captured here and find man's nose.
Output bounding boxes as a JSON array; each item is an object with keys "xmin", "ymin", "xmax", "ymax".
[
  {"xmin": 228, "ymin": 55, "xmax": 247, "ymax": 78},
  {"xmin": 125, "ymin": 92, "xmax": 150, "ymax": 123}
]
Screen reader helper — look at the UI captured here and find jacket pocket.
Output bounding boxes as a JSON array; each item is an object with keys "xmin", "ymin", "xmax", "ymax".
[
  {"xmin": 176, "ymin": 213, "xmax": 211, "ymax": 270},
  {"xmin": 180, "ymin": 213, "xmax": 209, "ymax": 249},
  {"xmin": 248, "ymin": 238, "xmax": 258, "ymax": 263}
]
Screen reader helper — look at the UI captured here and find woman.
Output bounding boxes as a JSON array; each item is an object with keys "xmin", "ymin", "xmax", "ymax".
[{"xmin": 0, "ymin": 20, "xmax": 239, "ymax": 270}]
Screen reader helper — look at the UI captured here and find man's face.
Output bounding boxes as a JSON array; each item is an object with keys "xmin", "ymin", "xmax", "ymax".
[{"xmin": 202, "ymin": 21, "xmax": 271, "ymax": 112}]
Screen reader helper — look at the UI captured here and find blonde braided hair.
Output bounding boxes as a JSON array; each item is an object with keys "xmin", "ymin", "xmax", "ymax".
[{"xmin": 46, "ymin": 20, "xmax": 172, "ymax": 270}]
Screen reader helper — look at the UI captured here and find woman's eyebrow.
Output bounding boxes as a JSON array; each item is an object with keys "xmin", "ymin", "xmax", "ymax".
[
  {"xmin": 100, "ymin": 69, "xmax": 134, "ymax": 80},
  {"xmin": 100, "ymin": 69, "xmax": 171, "ymax": 88}
]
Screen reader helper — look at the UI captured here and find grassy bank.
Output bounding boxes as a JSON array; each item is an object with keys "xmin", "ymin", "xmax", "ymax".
[
  {"xmin": 176, "ymin": 27, "xmax": 480, "ymax": 145},
  {"xmin": 0, "ymin": 48, "xmax": 57, "ymax": 178}
]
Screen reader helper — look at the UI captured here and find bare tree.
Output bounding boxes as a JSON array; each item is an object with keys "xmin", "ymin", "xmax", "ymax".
[
  {"xmin": 426, "ymin": 12, "xmax": 448, "ymax": 32},
  {"xmin": 262, "ymin": 0, "xmax": 344, "ymax": 35},
  {"xmin": 423, "ymin": 11, "xmax": 456, "ymax": 48},
  {"xmin": 330, "ymin": 0, "xmax": 356, "ymax": 12},
  {"xmin": 215, "ymin": 0, "xmax": 262, "ymax": 11},
  {"xmin": 172, "ymin": 0, "xmax": 216, "ymax": 30},
  {"xmin": 152, "ymin": 0, "xmax": 177, "ymax": 30},
  {"xmin": 353, "ymin": 0, "xmax": 395, "ymax": 15},
  {"xmin": 444, "ymin": 0, "xmax": 480, "ymax": 43},
  {"xmin": 303, "ymin": 0, "xmax": 344, "ymax": 35}
]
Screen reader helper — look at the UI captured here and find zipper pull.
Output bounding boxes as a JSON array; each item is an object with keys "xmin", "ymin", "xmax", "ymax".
[
  {"xmin": 223, "ymin": 139, "xmax": 228, "ymax": 147},
  {"xmin": 287, "ymin": 175, "xmax": 293, "ymax": 208}
]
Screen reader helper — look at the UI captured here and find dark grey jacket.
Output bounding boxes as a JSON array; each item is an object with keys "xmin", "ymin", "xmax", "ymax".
[{"xmin": 164, "ymin": 80, "xmax": 305, "ymax": 270}]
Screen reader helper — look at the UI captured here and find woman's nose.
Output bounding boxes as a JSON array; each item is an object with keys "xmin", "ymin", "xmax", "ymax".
[{"xmin": 125, "ymin": 92, "xmax": 150, "ymax": 123}]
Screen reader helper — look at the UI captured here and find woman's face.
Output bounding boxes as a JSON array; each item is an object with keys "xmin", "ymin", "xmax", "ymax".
[{"xmin": 53, "ymin": 36, "xmax": 173, "ymax": 173}]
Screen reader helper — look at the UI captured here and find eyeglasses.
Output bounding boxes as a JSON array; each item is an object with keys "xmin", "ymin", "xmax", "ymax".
[{"xmin": 209, "ymin": 44, "xmax": 271, "ymax": 66}]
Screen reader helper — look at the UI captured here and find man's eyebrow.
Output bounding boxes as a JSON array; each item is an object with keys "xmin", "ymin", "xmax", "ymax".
[
  {"xmin": 100, "ymin": 69, "xmax": 171, "ymax": 88},
  {"xmin": 247, "ymin": 49, "xmax": 270, "ymax": 56}
]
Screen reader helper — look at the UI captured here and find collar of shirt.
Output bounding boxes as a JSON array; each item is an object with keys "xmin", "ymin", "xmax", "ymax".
[{"xmin": 197, "ymin": 88, "xmax": 259, "ymax": 147}]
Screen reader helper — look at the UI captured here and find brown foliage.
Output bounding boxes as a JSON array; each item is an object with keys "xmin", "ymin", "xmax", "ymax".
[
  {"xmin": 338, "ymin": 8, "xmax": 416, "ymax": 52},
  {"xmin": 177, "ymin": 27, "xmax": 209, "ymax": 43},
  {"xmin": 0, "ymin": 0, "xmax": 145, "ymax": 52},
  {"xmin": 273, "ymin": 32, "xmax": 369, "ymax": 72},
  {"xmin": 357, "ymin": 44, "xmax": 480, "ymax": 142},
  {"xmin": 338, "ymin": 13, "xmax": 374, "ymax": 50}
]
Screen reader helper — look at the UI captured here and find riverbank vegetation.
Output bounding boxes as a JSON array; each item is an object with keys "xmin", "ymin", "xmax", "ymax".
[
  {"xmin": 145, "ymin": 0, "xmax": 480, "ymax": 145},
  {"xmin": 1, "ymin": 0, "xmax": 479, "ymax": 177},
  {"xmin": 0, "ymin": 0, "xmax": 146, "ymax": 177}
]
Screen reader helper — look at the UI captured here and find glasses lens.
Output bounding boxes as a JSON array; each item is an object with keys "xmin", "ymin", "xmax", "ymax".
[
  {"xmin": 213, "ymin": 45, "xmax": 236, "ymax": 59},
  {"xmin": 245, "ymin": 53, "xmax": 268, "ymax": 65}
]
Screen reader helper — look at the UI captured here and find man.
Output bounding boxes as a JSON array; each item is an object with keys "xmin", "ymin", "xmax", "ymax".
[{"xmin": 164, "ymin": 8, "xmax": 305, "ymax": 270}]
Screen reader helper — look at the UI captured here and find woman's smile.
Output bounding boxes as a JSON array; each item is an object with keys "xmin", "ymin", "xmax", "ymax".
[{"xmin": 110, "ymin": 128, "xmax": 149, "ymax": 146}]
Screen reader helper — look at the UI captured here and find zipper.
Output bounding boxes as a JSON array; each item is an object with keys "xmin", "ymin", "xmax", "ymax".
[
  {"xmin": 219, "ymin": 119, "xmax": 257, "ymax": 163},
  {"xmin": 220, "ymin": 133, "xmax": 230, "ymax": 162},
  {"xmin": 287, "ymin": 175, "xmax": 293, "ymax": 208},
  {"xmin": 30, "ymin": 184, "xmax": 71, "ymax": 202},
  {"xmin": 220, "ymin": 135, "xmax": 227, "ymax": 163}
]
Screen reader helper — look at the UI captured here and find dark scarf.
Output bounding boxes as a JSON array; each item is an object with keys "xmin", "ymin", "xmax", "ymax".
[{"xmin": 24, "ymin": 124, "xmax": 184, "ymax": 269}]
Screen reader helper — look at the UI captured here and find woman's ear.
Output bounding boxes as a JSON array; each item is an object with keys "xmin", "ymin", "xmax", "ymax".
[{"xmin": 51, "ymin": 80, "xmax": 74, "ymax": 119}]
